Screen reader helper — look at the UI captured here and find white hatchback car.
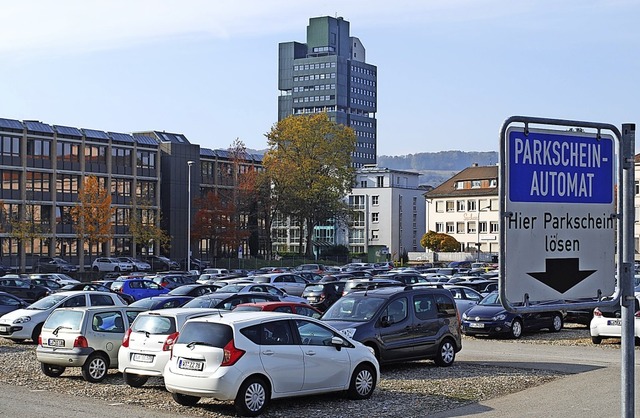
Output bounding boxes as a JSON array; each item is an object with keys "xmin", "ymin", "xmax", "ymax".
[
  {"xmin": 0, "ymin": 291, "xmax": 127, "ymax": 342},
  {"xmin": 118, "ymin": 308, "xmax": 219, "ymax": 387},
  {"xmin": 164, "ymin": 311, "xmax": 379, "ymax": 416},
  {"xmin": 589, "ymin": 295, "xmax": 640, "ymax": 344},
  {"xmin": 92, "ymin": 257, "xmax": 133, "ymax": 272}
]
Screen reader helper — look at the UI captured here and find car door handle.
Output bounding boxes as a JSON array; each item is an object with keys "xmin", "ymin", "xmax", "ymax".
[
  {"xmin": 305, "ymin": 350, "xmax": 316, "ymax": 356},
  {"xmin": 262, "ymin": 350, "xmax": 274, "ymax": 356}
]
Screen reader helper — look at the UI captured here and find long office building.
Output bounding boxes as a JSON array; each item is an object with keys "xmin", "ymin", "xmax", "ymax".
[
  {"xmin": 0, "ymin": 117, "xmax": 262, "ymax": 270},
  {"xmin": 278, "ymin": 16, "xmax": 377, "ymax": 167}
]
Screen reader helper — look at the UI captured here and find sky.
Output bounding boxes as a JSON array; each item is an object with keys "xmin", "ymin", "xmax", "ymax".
[{"xmin": 0, "ymin": 1, "xmax": 638, "ymax": 156}]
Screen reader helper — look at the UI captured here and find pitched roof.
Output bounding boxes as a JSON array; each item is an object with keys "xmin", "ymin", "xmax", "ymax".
[{"xmin": 426, "ymin": 165, "xmax": 498, "ymax": 199}]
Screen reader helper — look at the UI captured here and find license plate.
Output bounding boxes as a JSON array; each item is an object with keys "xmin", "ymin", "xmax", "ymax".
[
  {"xmin": 132, "ymin": 353, "xmax": 154, "ymax": 363},
  {"xmin": 178, "ymin": 358, "xmax": 204, "ymax": 371},
  {"xmin": 607, "ymin": 319, "xmax": 622, "ymax": 326},
  {"xmin": 307, "ymin": 297, "xmax": 318, "ymax": 302},
  {"xmin": 48, "ymin": 338, "xmax": 65, "ymax": 347},
  {"xmin": 0, "ymin": 325, "xmax": 7, "ymax": 333},
  {"xmin": 469, "ymin": 323, "xmax": 485, "ymax": 328}
]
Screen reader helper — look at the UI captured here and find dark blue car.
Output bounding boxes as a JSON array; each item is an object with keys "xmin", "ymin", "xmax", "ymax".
[
  {"xmin": 461, "ymin": 292, "xmax": 564, "ymax": 338},
  {"xmin": 129, "ymin": 295, "xmax": 193, "ymax": 310}
]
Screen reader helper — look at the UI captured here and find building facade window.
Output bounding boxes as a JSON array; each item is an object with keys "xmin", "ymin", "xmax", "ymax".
[
  {"xmin": 446, "ymin": 222, "xmax": 455, "ymax": 233},
  {"xmin": 0, "ymin": 170, "xmax": 20, "ymax": 191},
  {"xmin": 371, "ymin": 212, "xmax": 379, "ymax": 223},
  {"xmin": 1, "ymin": 135, "xmax": 20, "ymax": 157},
  {"xmin": 56, "ymin": 174, "xmax": 80, "ymax": 194},
  {"xmin": 446, "ymin": 201, "xmax": 455, "ymax": 212},
  {"xmin": 56, "ymin": 142, "xmax": 80, "ymax": 163},
  {"xmin": 371, "ymin": 229, "xmax": 379, "ymax": 240},
  {"xmin": 84, "ymin": 144, "xmax": 107, "ymax": 164},
  {"xmin": 435, "ymin": 201, "xmax": 444, "ymax": 212},
  {"xmin": 25, "ymin": 171, "xmax": 50, "ymax": 193},
  {"xmin": 435, "ymin": 222, "xmax": 444, "ymax": 233},
  {"xmin": 467, "ymin": 199, "xmax": 477, "ymax": 211},
  {"xmin": 27, "ymin": 138, "xmax": 51, "ymax": 159},
  {"xmin": 111, "ymin": 147, "xmax": 132, "ymax": 167},
  {"xmin": 136, "ymin": 150, "xmax": 156, "ymax": 170},
  {"xmin": 490, "ymin": 221, "xmax": 499, "ymax": 233},
  {"xmin": 372, "ymin": 195, "xmax": 379, "ymax": 205},
  {"xmin": 457, "ymin": 200, "xmax": 465, "ymax": 211}
]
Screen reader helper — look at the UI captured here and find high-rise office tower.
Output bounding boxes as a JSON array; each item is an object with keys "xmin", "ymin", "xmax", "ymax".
[{"xmin": 278, "ymin": 16, "xmax": 377, "ymax": 167}]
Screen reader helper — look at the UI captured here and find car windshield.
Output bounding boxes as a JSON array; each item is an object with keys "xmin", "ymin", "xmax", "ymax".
[
  {"xmin": 479, "ymin": 293, "xmax": 501, "ymax": 305},
  {"xmin": 183, "ymin": 297, "xmax": 223, "ymax": 308},
  {"xmin": 27, "ymin": 294, "xmax": 69, "ymax": 310},
  {"xmin": 322, "ymin": 296, "xmax": 386, "ymax": 321},
  {"xmin": 216, "ymin": 284, "xmax": 245, "ymax": 293}
]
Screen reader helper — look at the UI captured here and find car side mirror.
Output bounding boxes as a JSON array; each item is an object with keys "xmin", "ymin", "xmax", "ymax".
[{"xmin": 331, "ymin": 336, "xmax": 344, "ymax": 351}]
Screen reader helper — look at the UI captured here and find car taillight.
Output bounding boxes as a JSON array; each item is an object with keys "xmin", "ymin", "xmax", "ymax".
[
  {"xmin": 221, "ymin": 339, "xmax": 245, "ymax": 366},
  {"xmin": 593, "ymin": 307, "xmax": 603, "ymax": 317},
  {"xmin": 74, "ymin": 336, "xmax": 88, "ymax": 348},
  {"xmin": 38, "ymin": 335, "xmax": 42, "ymax": 346},
  {"xmin": 163, "ymin": 332, "xmax": 179, "ymax": 351},
  {"xmin": 121, "ymin": 328, "xmax": 132, "ymax": 347},
  {"xmin": 635, "ymin": 311, "xmax": 640, "ymax": 318}
]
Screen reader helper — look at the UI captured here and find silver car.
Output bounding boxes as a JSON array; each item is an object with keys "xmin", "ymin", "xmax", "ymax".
[{"xmin": 36, "ymin": 305, "xmax": 145, "ymax": 382}]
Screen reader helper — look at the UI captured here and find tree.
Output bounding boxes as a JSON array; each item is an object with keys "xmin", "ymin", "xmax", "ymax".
[
  {"xmin": 263, "ymin": 113, "xmax": 356, "ymax": 257},
  {"xmin": 192, "ymin": 191, "xmax": 247, "ymax": 259},
  {"xmin": 70, "ymin": 176, "xmax": 115, "ymax": 271},
  {"xmin": 128, "ymin": 199, "xmax": 170, "ymax": 257},
  {"xmin": 421, "ymin": 231, "xmax": 460, "ymax": 252}
]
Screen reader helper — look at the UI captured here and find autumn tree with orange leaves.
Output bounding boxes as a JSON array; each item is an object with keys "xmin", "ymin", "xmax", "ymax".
[
  {"xmin": 191, "ymin": 191, "xmax": 248, "ymax": 259},
  {"xmin": 70, "ymin": 176, "xmax": 115, "ymax": 271}
]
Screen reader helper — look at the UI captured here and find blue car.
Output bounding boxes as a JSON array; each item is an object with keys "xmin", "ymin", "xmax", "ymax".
[
  {"xmin": 111, "ymin": 279, "xmax": 170, "ymax": 301},
  {"xmin": 461, "ymin": 292, "xmax": 564, "ymax": 339}
]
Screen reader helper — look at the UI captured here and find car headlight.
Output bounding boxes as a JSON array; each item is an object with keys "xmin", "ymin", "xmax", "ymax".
[
  {"xmin": 462, "ymin": 312, "xmax": 469, "ymax": 320},
  {"xmin": 493, "ymin": 313, "xmax": 507, "ymax": 321},
  {"xmin": 14, "ymin": 316, "xmax": 31, "ymax": 324},
  {"xmin": 340, "ymin": 328, "xmax": 357, "ymax": 339}
]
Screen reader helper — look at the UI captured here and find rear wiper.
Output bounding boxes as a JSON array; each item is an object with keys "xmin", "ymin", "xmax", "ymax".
[
  {"xmin": 186, "ymin": 341, "xmax": 213, "ymax": 349},
  {"xmin": 53, "ymin": 326, "xmax": 71, "ymax": 336}
]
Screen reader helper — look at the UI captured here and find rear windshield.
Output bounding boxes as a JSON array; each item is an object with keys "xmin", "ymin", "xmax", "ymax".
[
  {"xmin": 233, "ymin": 305, "xmax": 261, "ymax": 312},
  {"xmin": 132, "ymin": 315, "xmax": 177, "ymax": 335},
  {"xmin": 44, "ymin": 310, "xmax": 83, "ymax": 331},
  {"xmin": 304, "ymin": 285, "xmax": 325, "ymax": 292},
  {"xmin": 183, "ymin": 297, "xmax": 223, "ymax": 308},
  {"xmin": 177, "ymin": 322, "xmax": 233, "ymax": 348}
]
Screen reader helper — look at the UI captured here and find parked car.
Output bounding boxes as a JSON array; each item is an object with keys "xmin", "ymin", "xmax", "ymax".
[
  {"xmin": 36, "ymin": 305, "xmax": 145, "ymax": 382},
  {"xmin": 59, "ymin": 283, "xmax": 136, "ymax": 304},
  {"xmin": 234, "ymin": 301, "xmax": 322, "ymax": 318},
  {"xmin": 413, "ymin": 283, "xmax": 484, "ymax": 315},
  {"xmin": 589, "ymin": 295, "xmax": 640, "ymax": 344},
  {"xmin": 302, "ymin": 281, "xmax": 346, "ymax": 312},
  {"xmin": 111, "ymin": 279, "xmax": 170, "ymax": 301},
  {"xmin": 179, "ymin": 257, "xmax": 208, "ymax": 271},
  {"xmin": 215, "ymin": 282, "xmax": 309, "ymax": 304},
  {"xmin": 201, "ymin": 268, "xmax": 230, "ymax": 276},
  {"xmin": 461, "ymin": 292, "xmax": 564, "ymax": 338},
  {"xmin": 28, "ymin": 277, "xmax": 64, "ymax": 292},
  {"xmin": 250, "ymin": 273, "xmax": 309, "ymax": 296},
  {"xmin": 0, "ymin": 291, "xmax": 28, "ymax": 315},
  {"xmin": 129, "ymin": 296, "xmax": 194, "ymax": 310},
  {"xmin": 296, "ymin": 271, "xmax": 323, "ymax": 283},
  {"xmin": 92, "ymin": 257, "xmax": 134, "ymax": 273},
  {"xmin": 0, "ymin": 291, "xmax": 127, "ymax": 342},
  {"xmin": 33, "ymin": 256, "xmax": 78, "ymax": 273},
  {"xmin": 151, "ymin": 273, "xmax": 191, "ymax": 290},
  {"xmin": 322, "ymin": 286, "xmax": 462, "ymax": 366},
  {"xmin": 28, "ymin": 273, "xmax": 80, "ymax": 286},
  {"xmin": 341, "ymin": 278, "xmax": 402, "ymax": 296},
  {"xmin": 163, "ymin": 311, "xmax": 379, "ymax": 416},
  {"xmin": 167, "ymin": 284, "xmax": 221, "ymax": 297},
  {"xmin": 295, "ymin": 263, "xmax": 326, "ymax": 274},
  {"xmin": 182, "ymin": 292, "xmax": 280, "ymax": 310},
  {"xmin": 118, "ymin": 307, "xmax": 219, "ymax": 387},
  {"xmin": 0, "ymin": 276, "xmax": 51, "ymax": 302},
  {"xmin": 117, "ymin": 257, "xmax": 151, "ymax": 272},
  {"xmin": 142, "ymin": 255, "xmax": 180, "ymax": 271},
  {"xmin": 375, "ymin": 272, "xmax": 429, "ymax": 285}
]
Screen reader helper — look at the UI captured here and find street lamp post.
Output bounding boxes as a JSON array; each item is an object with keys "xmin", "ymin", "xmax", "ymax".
[
  {"xmin": 476, "ymin": 205, "xmax": 491, "ymax": 263},
  {"xmin": 187, "ymin": 161, "xmax": 194, "ymax": 270}
]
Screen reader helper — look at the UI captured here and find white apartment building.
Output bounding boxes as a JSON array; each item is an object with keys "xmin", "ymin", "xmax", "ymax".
[
  {"xmin": 344, "ymin": 166, "xmax": 427, "ymax": 261},
  {"xmin": 425, "ymin": 164, "xmax": 499, "ymax": 260}
]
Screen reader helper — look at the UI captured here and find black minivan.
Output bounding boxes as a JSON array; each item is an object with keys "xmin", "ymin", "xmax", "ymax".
[{"xmin": 322, "ymin": 286, "xmax": 462, "ymax": 366}]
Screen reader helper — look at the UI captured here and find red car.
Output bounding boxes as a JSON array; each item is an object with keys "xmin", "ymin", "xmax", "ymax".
[{"xmin": 233, "ymin": 301, "xmax": 322, "ymax": 318}]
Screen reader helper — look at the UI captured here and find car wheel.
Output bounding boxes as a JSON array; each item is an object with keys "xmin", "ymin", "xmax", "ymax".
[
  {"xmin": 93, "ymin": 266, "xmax": 99, "ymax": 272},
  {"xmin": 510, "ymin": 318, "xmax": 523, "ymax": 339},
  {"xmin": 81, "ymin": 353, "xmax": 109, "ymax": 383},
  {"xmin": 41, "ymin": 363, "xmax": 65, "ymax": 377},
  {"xmin": 591, "ymin": 336, "xmax": 602, "ymax": 344},
  {"xmin": 114, "ymin": 267, "xmax": 120, "ymax": 272},
  {"xmin": 347, "ymin": 363, "xmax": 376, "ymax": 400},
  {"xmin": 171, "ymin": 392, "xmax": 200, "ymax": 406},
  {"xmin": 550, "ymin": 314, "xmax": 563, "ymax": 332},
  {"xmin": 234, "ymin": 376, "xmax": 269, "ymax": 417},
  {"xmin": 31, "ymin": 323, "xmax": 43, "ymax": 342},
  {"xmin": 123, "ymin": 372, "xmax": 148, "ymax": 388},
  {"xmin": 434, "ymin": 338, "xmax": 456, "ymax": 367}
]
